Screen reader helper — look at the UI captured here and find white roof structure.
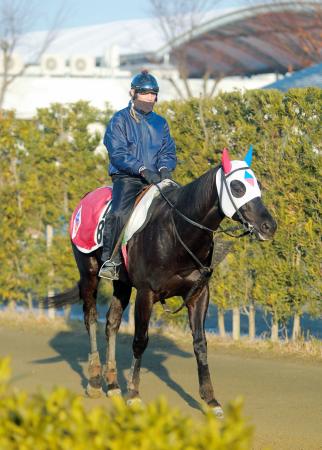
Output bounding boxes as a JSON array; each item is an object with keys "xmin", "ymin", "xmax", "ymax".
[
  {"xmin": 19, "ymin": 18, "xmax": 163, "ymax": 60},
  {"xmin": 18, "ymin": 9, "xmax": 234, "ymax": 61},
  {"xmin": 17, "ymin": 1, "xmax": 321, "ymax": 76},
  {"xmin": 3, "ymin": 1, "xmax": 320, "ymax": 116}
]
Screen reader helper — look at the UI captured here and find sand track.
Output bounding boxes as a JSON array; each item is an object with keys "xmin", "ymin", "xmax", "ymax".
[{"xmin": 1, "ymin": 323, "xmax": 321, "ymax": 449}]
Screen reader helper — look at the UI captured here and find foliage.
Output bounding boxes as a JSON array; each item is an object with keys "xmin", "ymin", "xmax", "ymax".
[
  {"xmin": 0, "ymin": 102, "xmax": 113, "ymax": 302},
  {"xmin": 151, "ymin": 297, "xmax": 189, "ymax": 329},
  {"xmin": 0, "ymin": 90, "xmax": 321, "ymax": 337},
  {"xmin": 0, "ymin": 358, "xmax": 253, "ymax": 449},
  {"xmin": 157, "ymin": 88, "xmax": 321, "ymax": 330}
]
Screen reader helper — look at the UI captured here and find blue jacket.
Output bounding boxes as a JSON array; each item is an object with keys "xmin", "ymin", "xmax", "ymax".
[{"xmin": 104, "ymin": 103, "xmax": 176, "ymax": 176}]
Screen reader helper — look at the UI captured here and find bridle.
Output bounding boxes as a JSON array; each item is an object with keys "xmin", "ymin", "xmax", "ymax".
[
  {"xmin": 157, "ymin": 165, "xmax": 258, "ymax": 243},
  {"xmin": 155, "ymin": 166, "xmax": 260, "ymax": 313},
  {"xmin": 219, "ymin": 166, "xmax": 260, "ymax": 239}
]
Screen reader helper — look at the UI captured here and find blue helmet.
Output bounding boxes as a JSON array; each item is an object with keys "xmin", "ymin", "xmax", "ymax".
[{"xmin": 131, "ymin": 70, "xmax": 159, "ymax": 94}]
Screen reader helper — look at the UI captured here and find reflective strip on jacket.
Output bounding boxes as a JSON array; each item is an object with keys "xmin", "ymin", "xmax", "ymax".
[{"xmin": 103, "ymin": 103, "xmax": 176, "ymax": 176}]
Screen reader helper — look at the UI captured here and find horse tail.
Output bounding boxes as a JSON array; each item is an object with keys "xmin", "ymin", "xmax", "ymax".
[{"xmin": 39, "ymin": 283, "xmax": 81, "ymax": 309}]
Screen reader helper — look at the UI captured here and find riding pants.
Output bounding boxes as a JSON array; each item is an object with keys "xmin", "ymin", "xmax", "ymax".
[{"xmin": 101, "ymin": 174, "xmax": 146, "ymax": 263}]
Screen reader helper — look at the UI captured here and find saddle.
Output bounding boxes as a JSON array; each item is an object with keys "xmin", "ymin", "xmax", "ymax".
[{"xmin": 69, "ymin": 180, "xmax": 177, "ymax": 267}]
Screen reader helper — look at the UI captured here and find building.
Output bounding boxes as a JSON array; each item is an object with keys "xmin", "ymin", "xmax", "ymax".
[
  {"xmin": 264, "ymin": 62, "xmax": 322, "ymax": 90},
  {"xmin": 1, "ymin": 0, "xmax": 320, "ymax": 116}
]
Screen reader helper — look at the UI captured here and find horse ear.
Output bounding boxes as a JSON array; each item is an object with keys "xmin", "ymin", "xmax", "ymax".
[
  {"xmin": 244, "ymin": 145, "xmax": 253, "ymax": 166},
  {"xmin": 222, "ymin": 148, "xmax": 232, "ymax": 174}
]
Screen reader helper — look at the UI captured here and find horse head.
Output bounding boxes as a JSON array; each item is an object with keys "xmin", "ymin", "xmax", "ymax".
[{"xmin": 216, "ymin": 146, "xmax": 277, "ymax": 240}]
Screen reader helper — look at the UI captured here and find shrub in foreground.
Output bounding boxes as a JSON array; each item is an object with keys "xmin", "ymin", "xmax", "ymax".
[{"xmin": 0, "ymin": 358, "xmax": 253, "ymax": 449}]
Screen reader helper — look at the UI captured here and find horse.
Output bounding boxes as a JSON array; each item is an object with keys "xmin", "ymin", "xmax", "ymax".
[{"xmin": 44, "ymin": 147, "xmax": 276, "ymax": 417}]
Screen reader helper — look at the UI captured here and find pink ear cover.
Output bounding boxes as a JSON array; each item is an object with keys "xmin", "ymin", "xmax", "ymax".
[{"xmin": 222, "ymin": 148, "xmax": 232, "ymax": 174}]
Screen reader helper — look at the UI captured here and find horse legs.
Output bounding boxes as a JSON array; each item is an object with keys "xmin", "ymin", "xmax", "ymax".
[
  {"xmin": 187, "ymin": 285, "xmax": 224, "ymax": 418},
  {"xmin": 77, "ymin": 252, "xmax": 102, "ymax": 399},
  {"xmin": 127, "ymin": 289, "xmax": 154, "ymax": 404},
  {"xmin": 104, "ymin": 280, "xmax": 132, "ymax": 397}
]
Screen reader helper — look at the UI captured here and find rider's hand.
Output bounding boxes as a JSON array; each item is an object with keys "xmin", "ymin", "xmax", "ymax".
[
  {"xmin": 159, "ymin": 168, "xmax": 172, "ymax": 181},
  {"xmin": 140, "ymin": 169, "xmax": 161, "ymax": 184}
]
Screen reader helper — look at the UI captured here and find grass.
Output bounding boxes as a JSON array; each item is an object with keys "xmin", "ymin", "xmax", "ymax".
[
  {"xmin": 154, "ymin": 323, "xmax": 322, "ymax": 362},
  {"xmin": 0, "ymin": 309, "xmax": 321, "ymax": 362}
]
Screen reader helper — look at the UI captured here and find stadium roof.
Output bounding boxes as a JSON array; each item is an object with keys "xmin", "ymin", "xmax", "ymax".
[
  {"xmin": 19, "ymin": 0, "xmax": 321, "ymax": 77},
  {"xmin": 264, "ymin": 62, "xmax": 322, "ymax": 90}
]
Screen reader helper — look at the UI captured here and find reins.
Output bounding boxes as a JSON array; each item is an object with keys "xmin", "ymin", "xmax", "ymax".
[
  {"xmin": 155, "ymin": 167, "xmax": 257, "ymax": 314},
  {"xmin": 156, "ymin": 175, "xmax": 254, "ymax": 239}
]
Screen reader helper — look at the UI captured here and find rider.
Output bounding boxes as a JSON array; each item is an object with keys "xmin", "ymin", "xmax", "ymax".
[{"xmin": 99, "ymin": 70, "xmax": 177, "ymax": 280}]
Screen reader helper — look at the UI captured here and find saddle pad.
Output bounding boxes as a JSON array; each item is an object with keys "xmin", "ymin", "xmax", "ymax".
[
  {"xmin": 122, "ymin": 179, "xmax": 176, "ymax": 245},
  {"xmin": 70, "ymin": 186, "xmax": 112, "ymax": 253},
  {"xmin": 70, "ymin": 179, "xmax": 177, "ymax": 255}
]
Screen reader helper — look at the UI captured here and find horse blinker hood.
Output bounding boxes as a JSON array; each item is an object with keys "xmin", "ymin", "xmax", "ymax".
[{"xmin": 216, "ymin": 146, "xmax": 261, "ymax": 218}]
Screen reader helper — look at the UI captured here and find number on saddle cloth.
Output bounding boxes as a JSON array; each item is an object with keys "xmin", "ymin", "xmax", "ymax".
[
  {"xmin": 69, "ymin": 180, "xmax": 178, "ymax": 255},
  {"xmin": 69, "ymin": 186, "xmax": 112, "ymax": 253}
]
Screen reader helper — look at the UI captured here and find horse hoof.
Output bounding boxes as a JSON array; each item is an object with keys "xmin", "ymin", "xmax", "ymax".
[
  {"xmin": 127, "ymin": 397, "xmax": 143, "ymax": 406},
  {"xmin": 86, "ymin": 384, "xmax": 103, "ymax": 399},
  {"xmin": 212, "ymin": 406, "xmax": 224, "ymax": 419},
  {"xmin": 107, "ymin": 388, "xmax": 122, "ymax": 398}
]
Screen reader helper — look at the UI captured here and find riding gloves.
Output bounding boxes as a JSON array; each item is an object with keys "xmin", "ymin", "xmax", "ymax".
[
  {"xmin": 140, "ymin": 169, "xmax": 161, "ymax": 184},
  {"xmin": 160, "ymin": 168, "xmax": 172, "ymax": 180}
]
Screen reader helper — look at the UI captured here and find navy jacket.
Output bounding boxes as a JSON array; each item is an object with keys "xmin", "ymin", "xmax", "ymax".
[{"xmin": 104, "ymin": 103, "xmax": 176, "ymax": 176}]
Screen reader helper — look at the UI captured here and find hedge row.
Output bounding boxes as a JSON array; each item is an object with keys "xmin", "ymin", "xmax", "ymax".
[
  {"xmin": 0, "ymin": 358, "xmax": 252, "ymax": 449},
  {"xmin": 0, "ymin": 89, "xmax": 321, "ymax": 328}
]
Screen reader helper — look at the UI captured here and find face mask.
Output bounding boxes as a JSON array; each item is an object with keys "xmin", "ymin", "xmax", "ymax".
[{"xmin": 133, "ymin": 98, "xmax": 155, "ymax": 114}]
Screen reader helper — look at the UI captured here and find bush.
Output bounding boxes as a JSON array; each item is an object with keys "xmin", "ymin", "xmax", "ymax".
[
  {"xmin": 157, "ymin": 88, "xmax": 321, "ymax": 326},
  {"xmin": 0, "ymin": 358, "xmax": 253, "ymax": 449}
]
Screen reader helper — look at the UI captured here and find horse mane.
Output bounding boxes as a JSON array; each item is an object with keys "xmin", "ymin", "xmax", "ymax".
[{"xmin": 174, "ymin": 166, "xmax": 219, "ymax": 217}]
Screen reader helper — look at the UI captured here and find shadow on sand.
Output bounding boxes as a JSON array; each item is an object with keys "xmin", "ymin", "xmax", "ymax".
[{"xmin": 32, "ymin": 321, "xmax": 201, "ymax": 411}]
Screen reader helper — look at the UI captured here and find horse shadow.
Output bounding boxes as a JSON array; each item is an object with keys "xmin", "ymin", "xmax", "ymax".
[{"xmin": 31, "ymin": 321, "xmax": 201, "ymax": 411}]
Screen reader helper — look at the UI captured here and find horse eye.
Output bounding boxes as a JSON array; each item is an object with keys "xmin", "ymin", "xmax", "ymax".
[{"xmin": 230, "ymin": 180, "xmax": 246, "ymax": 198}]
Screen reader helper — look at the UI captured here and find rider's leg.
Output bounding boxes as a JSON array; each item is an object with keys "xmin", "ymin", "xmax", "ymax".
[{"xmin": 100, "ymin": 175, "xmax": 144, "ymax": 279}]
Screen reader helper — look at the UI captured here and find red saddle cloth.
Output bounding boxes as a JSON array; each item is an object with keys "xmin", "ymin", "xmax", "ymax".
[{"xmin": 69, "ymin": 186, "xmax": 112, "ymax": 253}]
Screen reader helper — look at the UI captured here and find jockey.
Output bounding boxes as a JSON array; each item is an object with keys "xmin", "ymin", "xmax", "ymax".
[{"xmin": 99, "ymin": 70, "xmax": 177, "ymax": 280}]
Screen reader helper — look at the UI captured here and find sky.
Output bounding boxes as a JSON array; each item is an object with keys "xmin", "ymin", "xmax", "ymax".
[
  {"xmin": 36, "ymin": 0, "xmax": 151, "ymax": 30},
  {"xmin": 33, "ymin": 0, "xmax": 247, "ymax": 31}
]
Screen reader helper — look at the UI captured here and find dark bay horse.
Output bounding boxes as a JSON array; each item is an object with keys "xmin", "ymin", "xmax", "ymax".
[{"xmin": 45, "ymin": 148, "xmax": 276, "ymax": 417}]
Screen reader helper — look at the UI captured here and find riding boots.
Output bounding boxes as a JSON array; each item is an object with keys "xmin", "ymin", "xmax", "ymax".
[{"xmin": 99, "ymin": 174, "xmax": 146, "ymax": 280}]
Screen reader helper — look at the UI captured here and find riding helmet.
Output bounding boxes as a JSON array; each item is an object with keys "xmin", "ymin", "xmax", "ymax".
[{"xmin": 131, "ymin": 70, "xmax": 159, "ymax": 94}]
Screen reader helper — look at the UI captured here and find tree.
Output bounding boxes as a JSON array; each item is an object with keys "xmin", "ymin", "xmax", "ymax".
[
  {"xmin": 0, "ymin": 101, "xmax": 113, "ymax": 305},
  {"xmin": 158, "ymin": 88, "xmax": 321, "ymax": 341},
  {"xmin": 149, "ymin": 0, "xmax": 223, "ymax": 99},
  {"xmin": 0, "ymin": 0, "xmax": 65, "ymax": 109},
  {"xmin": 149, "ymin": 0, "xmax": 321, "ymax": 101},
  {"xmin": 0, "ymin": 111, "xmax": 26, "ymax": 305},
  {"xmin": 24, "ymin": 101, "xmax": 112, "ymax": 295}
]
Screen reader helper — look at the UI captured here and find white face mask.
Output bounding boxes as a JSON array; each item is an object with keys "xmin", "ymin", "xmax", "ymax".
[{"xmin": 216, "ymin": 147, "xmax": 261, "ymax": 218}]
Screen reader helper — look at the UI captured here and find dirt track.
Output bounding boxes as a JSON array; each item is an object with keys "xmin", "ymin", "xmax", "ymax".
[{"xmin": 1, "ymin": 322, "xmax": 322, "ymax": 450}]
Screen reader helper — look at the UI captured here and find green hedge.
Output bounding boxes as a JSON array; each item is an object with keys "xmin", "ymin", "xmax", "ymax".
[
  {"xmin": 156, "ymin": 88, "xmax": 321, "ymax": 323},
  {"xmin": 0, "ymin": 89, "xmax": 321, "ymax": 326},
  {"xmin": 0, "ymin": 358, "xmax": 252, "ymax": 449}
]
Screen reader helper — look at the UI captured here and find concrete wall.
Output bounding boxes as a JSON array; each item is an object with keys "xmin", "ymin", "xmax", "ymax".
[{"xmin": 2, "ymin": 73, "xmax": 277, "ymax": 118}]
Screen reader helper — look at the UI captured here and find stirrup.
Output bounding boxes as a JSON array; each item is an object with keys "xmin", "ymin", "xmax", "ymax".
[{"xmin": 99, "ymin": 260, "xmax": 121, "ymax": 280}]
